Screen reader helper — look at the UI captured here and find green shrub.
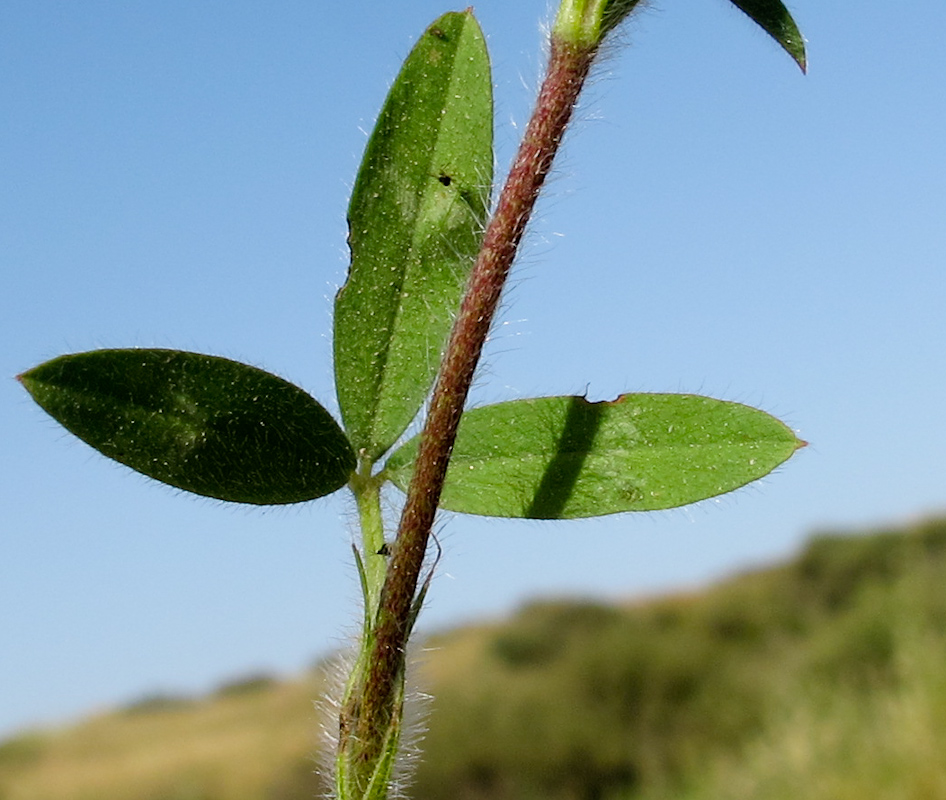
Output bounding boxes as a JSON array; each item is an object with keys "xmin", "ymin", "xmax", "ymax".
[
  {"xmin": 0, "ymin": 732, "xmax": 48, "ymax": 770},
  {"xmin": 213, "ymin": 673, "xmax": 278, "ymax": 699}
]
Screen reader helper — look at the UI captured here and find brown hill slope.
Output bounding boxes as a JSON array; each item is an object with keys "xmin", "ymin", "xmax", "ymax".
[{"xmin": 3, "ymin": 515, "xmax": 946, "ymax": 800}]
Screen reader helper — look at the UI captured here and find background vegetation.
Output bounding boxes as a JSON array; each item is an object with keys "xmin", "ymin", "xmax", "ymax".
[{"xmin": 4, "ymin": 514, "xmax": 946, "ymax": 800}]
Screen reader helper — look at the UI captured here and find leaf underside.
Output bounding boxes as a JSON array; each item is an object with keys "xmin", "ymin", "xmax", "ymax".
[
  {"xmin": 20, "ymin": 349, "xmax": 355, "ymax": 505},
  {"xmin": 334, "ymin": 10, "xmax": 493, "ymax": 462},
  {"xmin": 385, "ymin": 393, "xmax": 804, "ymax": 519}
]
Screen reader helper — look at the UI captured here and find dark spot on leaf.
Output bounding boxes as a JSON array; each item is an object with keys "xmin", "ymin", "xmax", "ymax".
[{"xmin": 438, "ymin": 172, "xmax": 452, "ymax": 187}]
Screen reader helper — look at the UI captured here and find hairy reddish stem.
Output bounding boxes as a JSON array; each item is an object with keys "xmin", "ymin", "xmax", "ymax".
[{"xmin": 351, "ymin": 36, "xmax": 598, "ymax": 767}]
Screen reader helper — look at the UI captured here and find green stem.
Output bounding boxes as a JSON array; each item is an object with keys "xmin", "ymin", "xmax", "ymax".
[
  {"xmin": 336, "ymin": 463, "xmax": 395, "ymax": 799},
  {"xmin": 350, "ymin": 33, "xmax": 601, "ymax": 787},
  {"xmin": 553, "ymin": 0, "xmax": 610, "ymax": 47},
  {"xmin": 351, "ymin": 461, "xmax": 387, "ymax": 623}
]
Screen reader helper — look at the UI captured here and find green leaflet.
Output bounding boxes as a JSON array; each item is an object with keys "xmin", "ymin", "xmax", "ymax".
[
  {"xmin": 559, "ymin": 0, "xmax": 804, "ymax": 73},
  {"xmin": 385, "ymin": 394, "xmax": 804, "ymax": 519},
  {"xmin": 725, "ymin": 0, "xmax": 807, "ymax": 71},
  {"xmin": 334, "ymin": 10, "xmax": 493, "ymax": 462},
  {"xmin": 19, "ymin": 349, "xmax": 355, "ymax": 505}
]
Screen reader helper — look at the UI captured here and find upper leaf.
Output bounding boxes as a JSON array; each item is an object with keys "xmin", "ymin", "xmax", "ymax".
[
  {"xmin": 334, "ymin": 10, "xmax": 493, "ymax": 462},
  {"xmin": 385, "ymin": 393, "xmax": 804, "ymax": 519},
  {"xmin": 19, "ymin": 349, "xmax": 355, "ymax": 505},
  {"xmin": 564, "ymin": 0, "xmax": 805, "ymax": 72},
  {"xmin": 726, "ymin": 0, "xmax": 807, "ymax": 72}
]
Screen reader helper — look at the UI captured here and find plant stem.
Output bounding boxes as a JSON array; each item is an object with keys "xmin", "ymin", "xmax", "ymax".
[
  {"xmin": 350, "ymin": 34, "xmax": 600, "ymax": 780},
  {"xmin": 351, "ymin": 463, "xmax": 388, "ymax": 622}
]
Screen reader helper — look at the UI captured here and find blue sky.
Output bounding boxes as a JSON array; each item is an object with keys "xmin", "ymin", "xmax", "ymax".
[{"xmin": 2, "ymin": 1, "xmax": 944, "ymax": 738}]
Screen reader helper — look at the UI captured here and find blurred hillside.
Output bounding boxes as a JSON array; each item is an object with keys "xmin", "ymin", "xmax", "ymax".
[{"xmin": 3, "ymin": 515, "xmax": 946, "ymax": 800}]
